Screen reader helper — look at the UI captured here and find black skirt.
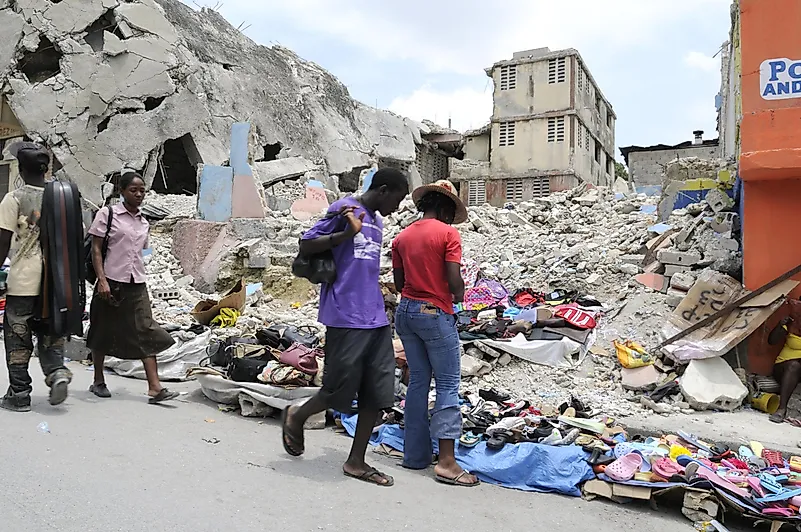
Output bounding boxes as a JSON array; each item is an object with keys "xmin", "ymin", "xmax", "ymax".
[{"xmin": 86, "ymin": 281, "xmax": 175, "ymax": 359}]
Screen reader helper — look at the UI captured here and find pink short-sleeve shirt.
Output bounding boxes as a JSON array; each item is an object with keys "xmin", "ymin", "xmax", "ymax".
[{"xmin": 88, "ymin": 203, "xmax": 149, "ymax": 284}]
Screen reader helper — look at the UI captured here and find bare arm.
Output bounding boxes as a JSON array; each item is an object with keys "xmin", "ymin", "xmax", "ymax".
[
  {"xmin": 0, "ymin": 229, "xmax": 12, "ymax": 267},
  {"xmin": 769, "ymin": 318, "xmax": 792, "ymax": 346},
  {"xmin": 393, "ymin": 268, "xmax": 405, "ymax": 292},
  {"xmin": 446, "ymin": 262, "xmax": 465, "ymax": 303},
  {"xmin": 92, "ymin": 235, "xmax": 111, "ymax": 298},
  {"xmin": 299, "ymin": 207, "xmax": 363, "ymax": 256}
]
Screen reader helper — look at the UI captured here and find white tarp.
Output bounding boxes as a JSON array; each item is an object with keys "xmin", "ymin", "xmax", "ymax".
[
  {"xmin": 479, "ymin": 333, "xmax": 585, "ymax": 369},
  {"xmin": 105, "ymin": 330, "xmax": 213, "ymax": 381},
  {"xmin": 196, "ymin": 373, "xmax": 318, "ymax": 411}
]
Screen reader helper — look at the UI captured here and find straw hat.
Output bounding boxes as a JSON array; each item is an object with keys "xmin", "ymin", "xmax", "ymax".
[{"xmin": 411, "ymin": 180, "xmax": 468, "ymax": 224}]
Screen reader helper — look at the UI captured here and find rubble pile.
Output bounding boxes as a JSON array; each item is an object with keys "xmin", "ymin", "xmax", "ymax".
[{"xmin": 140, "ymin": 179, "xmax": 742, "ymax": 417}]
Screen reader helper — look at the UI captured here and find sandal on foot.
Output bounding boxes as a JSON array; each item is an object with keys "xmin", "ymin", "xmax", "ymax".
[
  {"xmin": 344, "ymin": 467, "xmax": 394, "ymax": 487},
  {"xmin": 281, "ymin": 407, "xmax": 304, "ymax": 457},
  {"xmin": 148, "ymin": 389, "xmax": 179, "ymax": 404},
  {"xmin": 89, "ymin": 383, "xmax": 111, "ymax": 398},
  {"xmin": 435, "ymin": 470, "xmax": 480, "ymax": 487}
]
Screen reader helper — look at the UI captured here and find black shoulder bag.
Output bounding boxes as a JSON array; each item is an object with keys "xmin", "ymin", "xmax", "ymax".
[
  {"xmin": 84, "ymin": 206, "xmax": 113, "ymax": 286},
  {"xmin": 291, "ymin": 211, "xmax": 342, "ymax": 285}
]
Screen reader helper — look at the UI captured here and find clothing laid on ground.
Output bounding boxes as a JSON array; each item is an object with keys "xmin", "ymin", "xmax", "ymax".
[
  {"xmin": 39, "ymin": 180, "xmax": 85, "ymax": 337},
  {"xmin": 88, "ymin": 202, "xmax": 149, "ymax": 283},
  {"xmin": 395, "ymin": 297, "xmax": 462, "ymax": 469},
  {"xmin": 3, "ymin": 295, "xmax": 71, "ymax": 405},
  {"xmin": 776, "ymin": 325, "xmax": 801, "ymax": 364},
  {"xmin": 302, "ymin": 197, "xmax": 387, "ymax": 329},
  {"xmin": 86, "ymin": 203, "xmax": 174, "ymax": 359},
  {"xmin": 391, "ymin": 218, "xmax": 462, "ymax": 315},
  {"xmin": 86, "ymin": 280, "xmax": 175, "ymax": 359},
  {"xmin": 319, "ymin": 326, "xmax": 395, "ymax": 412},
  {"xmin": 0, "ymin": 184, "xmax": 44, "ymax": 296}
]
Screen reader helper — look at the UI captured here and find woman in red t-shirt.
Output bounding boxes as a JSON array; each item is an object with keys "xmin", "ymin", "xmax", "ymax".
[{"xmin": 392, "ymin": 180, "xmax": 479, "ymax": 487}]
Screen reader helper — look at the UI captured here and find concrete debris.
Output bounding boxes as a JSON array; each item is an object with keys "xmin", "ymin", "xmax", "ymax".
[
  {"xmin": 0, "ymin": 0, "xmax": 434, "ymax": 204},
  {"xmin": 137, "ymin": 177, "xmax": 745, "ymax": 418},
  {"xmin": 621, "ymin": 365, "xmax": 661, "ymax": 391},
  {"xmin": 679, "ymin": 357, "xmax": 749, "ymax": 412}
]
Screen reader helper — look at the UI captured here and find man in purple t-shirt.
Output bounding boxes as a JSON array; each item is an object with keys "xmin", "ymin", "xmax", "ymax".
[{"xmin": 282, "ymin": 168, "xmax": 408, "ymax": 487}]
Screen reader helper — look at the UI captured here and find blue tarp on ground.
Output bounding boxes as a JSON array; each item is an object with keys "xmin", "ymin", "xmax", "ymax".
[{"xmin": 340, "ymin": 414, "xmax": 594, "ymax": 497}]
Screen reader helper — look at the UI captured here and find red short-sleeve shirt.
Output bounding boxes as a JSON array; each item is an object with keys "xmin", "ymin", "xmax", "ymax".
[{"xmin": 391, "ymin": 219, "xmax": 462, "ymax": 314}]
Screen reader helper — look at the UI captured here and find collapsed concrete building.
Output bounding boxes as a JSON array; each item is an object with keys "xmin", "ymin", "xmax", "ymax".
[{"xmin": 0, "ymin": 0, "xmax": 459, "ymax": 205}]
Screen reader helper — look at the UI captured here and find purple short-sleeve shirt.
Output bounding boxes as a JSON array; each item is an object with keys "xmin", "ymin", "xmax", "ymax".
[{"xmin": 302, "ymin": 197, "xmax": 388, "ymax": 329}]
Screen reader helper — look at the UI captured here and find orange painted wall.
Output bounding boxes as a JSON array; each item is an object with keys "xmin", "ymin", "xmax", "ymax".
[{"xmin": 740, "ymin": 0, "xmax": 801, "ymax": 374}]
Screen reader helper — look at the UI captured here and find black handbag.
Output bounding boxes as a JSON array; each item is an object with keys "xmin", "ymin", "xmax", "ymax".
[
  {"xmin": 291, "ymin": 212, "xmax": 342, "ymax": 285},
  {"xmin": 292, "ymin": 247, "xmax": 336, "ymax": 284},
  {"xmin": 207, "ymin": 337, "xmax": 260, "ymax": 367},
  {"xmin": 256, "ymin": 325, "xmax": 320, "ymax": 350},
  {"xmin": 228, "ymin": 357, "xmax": 270, "ymax": 383}
]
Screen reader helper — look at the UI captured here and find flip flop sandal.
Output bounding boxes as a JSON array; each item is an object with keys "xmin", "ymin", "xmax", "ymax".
[
  {"xmin": 435, "ymin": 470, "xmax": 480, "ymax": 487},
  {"xmin": 762, "ymin": 449, "xmax": 785, "ymax": 468},
  {"xmin": 281, "ymin": 407, "xmax": 304, "ymax": 457},
  {"xmin": 344, "ymin": 467, "xmax": 394, "ymax": 487},
  {"xmin": 790, "ymin": 456, "xmax": 801, "ymax": 473},
  {"xmin": 747, "ymin": 456, "xmax": 768, "ymax": 471},
  {"xmin": 460, "ymin": 432, "xmax": 481, "ymax": 448},
  {"xmin": 651, "ymin": 457, "xmax": 684, "ymax": 481},
  {"xmin": 738, "ymin": 445, "xmax": 755, "ymax": 459},
  {"xmin": 750, "ymin": 441, "xmax": 765, "ymax": 457},
  {"xmin": 372, "ymin": 444, "xmax": 403, "ymax": 459},
  {"xmin": 148, "ymin": 389, "xmax": 179, "ymax": 404},
  {"xmin": 748, "ymin": 476, "xmax": 766, "ymax": 498},
  {"xmin": 754, "ymin": 488, "xmax": 801, "ymax": 504},
  {"xmin": 762, "ymin": 507, "xmax": 796, "ymax": 517}
]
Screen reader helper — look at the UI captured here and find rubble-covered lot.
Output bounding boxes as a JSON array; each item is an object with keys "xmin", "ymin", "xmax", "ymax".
[{"xmin": 142, "ymin": 180, "xmax": 743, "ymax": 419}]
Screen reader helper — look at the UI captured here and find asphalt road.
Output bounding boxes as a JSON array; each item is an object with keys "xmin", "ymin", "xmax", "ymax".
[{"xmin": 0, "ymin": 361, "xmax": 751, "ymax": 532}]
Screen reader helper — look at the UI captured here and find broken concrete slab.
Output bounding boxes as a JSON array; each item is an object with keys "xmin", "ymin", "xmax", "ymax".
[
  {"xmin": 621, "ymin": 365, "xmax": 661, "ymax": 391},
  {"xmin": 253, "ymin": 157, "xmax": 319, "ymax": 185},
  {"xmin": 664, "ymin": 264, "xmax": 691, "ymax": 277},
  {"xmin": 0, "ymin": 10, "xmax": 25, "ymax": 77},
  {"xmin": 461, "ymin": 354, "xmax": 492, "ymax": 377},
  {"xmin": 705, "ymin": 188, "xmax": 734, "ymax": 214},
  {"xmin": 670, "ymin": 272, "xmax": 696, "ymax": 292},
  {"xmin": 657, "ymin": 249, "xmax": 701, "ymax": 266},
  {"xmin": 679, "ymin": 357, "xmax": 748, "ymax": 412},
  {"xmin": 665, "ymin": 288, "xmax": 687, "ymax": 309}
]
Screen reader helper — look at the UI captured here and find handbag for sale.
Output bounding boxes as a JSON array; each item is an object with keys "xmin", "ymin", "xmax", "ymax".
[
  {"xmin": 228, "ymin": 357, "xmax": 270, "ymax": 383},
  {"xmin": 257, "ymin": 324, "xmax": 320, "ymax": 350},
  {"xmin": 259, "ymin": 361, "xmax": 313, "ymax": 388},
  {"xmin": 279, "ymin": 343, "xmax": 324, "ymax": 375},
  {"xmin": 207, "ymin": 336, "xmax": 260, "ymax": 367}
]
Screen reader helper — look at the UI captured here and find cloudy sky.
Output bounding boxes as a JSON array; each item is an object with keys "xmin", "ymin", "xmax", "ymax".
[{"xmin": 181, "ymin": 0, "xmax": 732, "ymax": 161}]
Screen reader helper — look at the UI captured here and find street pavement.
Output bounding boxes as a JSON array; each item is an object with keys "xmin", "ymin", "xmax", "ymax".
[{"xmin": 0, "ymin": 361, "xmax": 751, "ymax": 532}]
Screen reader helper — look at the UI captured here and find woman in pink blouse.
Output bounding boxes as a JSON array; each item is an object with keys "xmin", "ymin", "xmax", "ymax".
[{"xmin": 86, "ymin": 172, "xmax": 179, "ymax": 403}]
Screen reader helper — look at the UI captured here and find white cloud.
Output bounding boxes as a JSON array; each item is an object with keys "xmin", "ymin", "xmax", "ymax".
[
  {"xmin": 684, "ymin": 51, "xmax": 720, "ymax": 72},
  {"xmin": 195, "ymin": 0, "xmax": 731, "ymax": 76},
  {"xmin": 388, "ymin": 86, "xmax": 493, "ymax": 132}
]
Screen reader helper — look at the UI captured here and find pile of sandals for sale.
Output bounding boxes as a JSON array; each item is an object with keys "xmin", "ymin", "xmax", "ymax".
[{"xmin": 203, "ymin": 324, "xmax": 324, "ymax": 389}]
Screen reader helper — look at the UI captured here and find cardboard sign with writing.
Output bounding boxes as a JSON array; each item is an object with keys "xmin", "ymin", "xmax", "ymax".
[{"xmin": 660, "ymin": 270, "xmax": 798, "ymax": 362}]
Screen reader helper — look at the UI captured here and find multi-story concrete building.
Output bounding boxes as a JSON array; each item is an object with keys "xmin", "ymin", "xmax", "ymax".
[{"xmin": 454, "ymin": 47, "xmax": 616, "ymax": 207}]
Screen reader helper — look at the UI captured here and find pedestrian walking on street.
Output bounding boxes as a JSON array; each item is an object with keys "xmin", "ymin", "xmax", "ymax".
[
  {"xmin": 0, "ymin": 142, "xmax": 72, "ymax": 412},
  {"xmin": 86, "ymin": 172, "xmax": 178, "ymax": 404},
  {"xmin": 392, "ymin": 180, "xmax": 479, "ymax": 487},
  {"xmin": 281, "ymin": 168, "xmax": 409, "ymax": 487}
]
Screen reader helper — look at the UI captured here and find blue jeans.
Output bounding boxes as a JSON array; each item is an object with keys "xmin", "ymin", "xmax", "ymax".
[{"xmin": 395, "ymin": 297, "xmax": 462, "ymax": 469}]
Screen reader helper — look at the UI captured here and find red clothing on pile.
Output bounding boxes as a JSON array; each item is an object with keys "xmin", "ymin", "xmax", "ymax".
[{"xmin": 391, "ymin": 219, "xmax": 462, "ymax": 314}]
